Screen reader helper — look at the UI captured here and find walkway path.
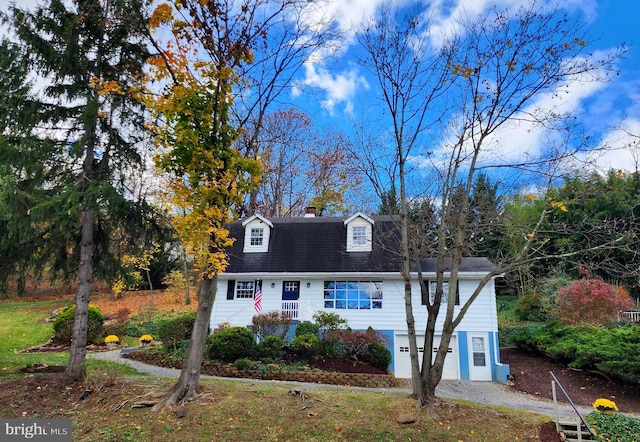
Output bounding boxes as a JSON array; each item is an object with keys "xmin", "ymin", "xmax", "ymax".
[{"xmin": 88, "ymin": 349, "xmax": 592, "ymax": 420}]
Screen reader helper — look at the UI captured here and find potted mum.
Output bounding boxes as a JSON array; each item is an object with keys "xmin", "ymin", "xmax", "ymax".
[
  {"xmin": 104, "ymin": 335, "xmax": 120, "ymax": 348},
  {"xmin": 593, "ymin": 398, "xmax": 618, "ymax": 413},
  {"xmin": 139, "ymin": 334, "xmax": 153, "ymax": 347}
]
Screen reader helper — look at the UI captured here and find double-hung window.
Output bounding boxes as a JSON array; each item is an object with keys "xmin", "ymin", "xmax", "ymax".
[
  {"xmin": 352, "ymin": 226, "xmax": 367, "ymax": 246},
  {"xmin": 250, "ymin": 228, "xmax": 264, "ymax": 246},
  {"xmin": 426, "ymin": 280, "xmax": 460, "ymax": 306},
  {"xmin": 235, "ymin": 281, "xmax": 255, "ymax": 299}
]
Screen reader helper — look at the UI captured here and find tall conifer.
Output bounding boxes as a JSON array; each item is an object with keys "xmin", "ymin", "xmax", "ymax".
[{"xmin": 7, "ymin": 0, "xmax": 152, "ymax": 378}]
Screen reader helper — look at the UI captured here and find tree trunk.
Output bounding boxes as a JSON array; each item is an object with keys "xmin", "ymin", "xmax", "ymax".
[
  {"xmin": 183, "ymin": 249, "xmax": 190, "ymax": 305},
  {"xmin": 66, "ymin": 208, "xmax": 94, "ymax": 379},
  {"xmin": 417, "ymin": 376, "xmax": 440, "ymax": 419},
  {"xmin": 152, "ymin": 276, "xmax": 216, "ymax": 410}
]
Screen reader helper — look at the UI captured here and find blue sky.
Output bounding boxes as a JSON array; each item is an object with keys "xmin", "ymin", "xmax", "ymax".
[
  {"xmin": 282, "ymin": 0, "xmax": 640, "ymax": 176},
  {"xmin": 2, "ymin": 0, "xmax": 639, "ymax": 177}
]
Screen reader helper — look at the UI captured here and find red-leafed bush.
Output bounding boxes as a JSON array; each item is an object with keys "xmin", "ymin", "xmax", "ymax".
[
  {"xmin": 326, "ymin": 327, "xmax": 389, "ymax": 364},
  {"xmin": 556, "ymin": 278, "xmax": 633, "ymax": 325},
  {"xmin": 251, "ymin": 311, "xmax": 293, "ymax": 340}
]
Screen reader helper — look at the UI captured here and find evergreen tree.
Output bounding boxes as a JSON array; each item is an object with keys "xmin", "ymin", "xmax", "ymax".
[
  {"xmin": 466, "ymin": 173, "xmax": 504, "ymax": 259},
  {"xmin": 0, "ymin": 40, "xmax": 55, "ymax": 297},
  {"xmin": 7, "ymin": 0, "xmax": 153, "ymax": 378}
]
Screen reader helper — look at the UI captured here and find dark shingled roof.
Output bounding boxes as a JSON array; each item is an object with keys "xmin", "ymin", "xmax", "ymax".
[{"xmin": 224, "ymin": 215, "xmax": 495, "ymax": 274}]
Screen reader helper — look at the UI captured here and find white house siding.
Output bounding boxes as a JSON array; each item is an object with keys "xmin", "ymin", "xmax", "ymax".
[
  {"xmin": 211, "ymin": 277, "xmax": 409, "ymax": 331},
  {"xmin": 210, "ymin": 274, "xmax": 505, "ymax": 381}
]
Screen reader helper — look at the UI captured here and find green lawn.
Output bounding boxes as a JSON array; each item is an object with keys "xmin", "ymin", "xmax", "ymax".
[
  {"xmin": 0, "ymin": 297, "xmax": 552, "ymax": 441},
  {"xmin": 0, "ymin": 298, "xmax": 140, "ymax": 377}
]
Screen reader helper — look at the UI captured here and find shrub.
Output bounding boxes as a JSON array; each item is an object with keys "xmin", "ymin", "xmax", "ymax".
[
  {"xmin": 158, "ymin": 312, "xmax": 195, "ymax": 352},
  {"xmin": 252, "ymin": 311, "xmax": 292, "ymax": 340},
  {"xmin": 556, "ymin": 278, "xmax": 634, "ymax": 326},
  {"xmin": 206, "ymin": 326, "xmax": 255, "ymax": 363},
  {"xmin": 291, "ymin": 333, "xmax": 320, "ymax": 358},
  {"xmin": 535, "ymin": 269, "xmax": 572, "ymax": 317},
  {"xmin": 52, "ymin": 305, "xmax": 105, "ymax": 345},
  {"xmin": 586, "ymin": 411, "xmax": 640, "ymax": 441},
  {"xmin": 312, "ymin": 311, "xmax": 348, "ymax": 336},
  {"xmin": 508, "ymin": 321, "xmax": 640, "ymax": 384},
  {"xmin": 514, "ymin": 292, "xmax": 547, "ymax": 322},
  {"xmin": 295, "ymin": 321, "xmax": 319, "ymax": 338},
  {"xmin": 361, "ymin": 343, "xmax": 392, "ymax": 371},
  {"xmin": 257, "ymin": 335, "xmax": 285, "ymax": 360},
  {"xmin": 166, "ymin": 339, "xmax": 190, "ymax": 359},
  {"xmin": 233, "ymin": 358, "xmax": 257, "ymax": 370},
  {"xmin": 326, "ymin": 327, "xmax": 388, "ymax": 363},
  {"xmin": 318, "ymin": 337, "xmax": 343, "ymax": 359},
  {"xmin": 498, "ymin": 324, "xmax": 522, "ymax": 347},
  {"xmin": 504, "ymin": 323, "xmax": 549, "ymax": 352}
]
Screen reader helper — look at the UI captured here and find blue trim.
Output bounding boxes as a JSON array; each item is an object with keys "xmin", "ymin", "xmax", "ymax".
[
  {"xmin": 377, "ymin": 330, "xmax": 395, "ymax": 374},
  {"xmin": 458, "ymin": 331, "xmax": 470, "ymax": 380},
  {"xmin": 489, "ymin": 331, "xmax": 497, "ymax": 381},
  {"xmin": 489, "ymin": 331, "xmax": 511, "ymax": 383}
]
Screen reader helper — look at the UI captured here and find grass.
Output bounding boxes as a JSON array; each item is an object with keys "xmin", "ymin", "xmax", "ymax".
[
  {"xmin": 0, "ymin": 297, "xmax": 141, "ymax": 378},
  {"xmin": 63, "ymin": 377, "xmax": 548, "ymax": 442},
  {"xmin": 0, "ymin": 298, "xmax": 69, "ymax": 374},
  {"xmin": 0, "ymin": 294, "xmax": 550, "ymax": 441}
]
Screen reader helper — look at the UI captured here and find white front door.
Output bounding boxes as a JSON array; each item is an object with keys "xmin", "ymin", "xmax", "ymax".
[
  {"xmin": 468, "ymin": 334, "xmax": 492, "ymax": 381},
  {"xmin": 394, "ymin": 334, "xmax": 458, "ymax": 379}
]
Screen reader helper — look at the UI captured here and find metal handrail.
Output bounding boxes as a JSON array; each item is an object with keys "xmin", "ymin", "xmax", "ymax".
[{"xmin": 550, "ymin": 370, "xmax": 592, "ymax": 438}]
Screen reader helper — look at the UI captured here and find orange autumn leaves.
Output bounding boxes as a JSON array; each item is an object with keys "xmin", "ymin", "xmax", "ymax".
[{"xmin": 146, "ymin": 1, "xmax": 260, "ymax": 281}]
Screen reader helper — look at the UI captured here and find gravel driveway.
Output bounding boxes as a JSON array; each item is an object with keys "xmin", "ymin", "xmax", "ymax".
[{"xmin": 89, "ymin": 349, "xmax": 592, "ymax": 420}]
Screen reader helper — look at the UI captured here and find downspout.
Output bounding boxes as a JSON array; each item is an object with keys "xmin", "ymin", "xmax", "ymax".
[{"xmin": 491, "ymin": 274, "xmax": 510, "ymax": 383}]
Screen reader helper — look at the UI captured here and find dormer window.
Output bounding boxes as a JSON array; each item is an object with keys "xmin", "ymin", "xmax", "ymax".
[
  {"xmin": 344, "ymin": 212, "xmax": 374, "ymax": 252},
  {"xmin": 352, "ymin": 226, "xmax": 367, "ymax": 246},
  {"xmin": 250, "ymin": 228, "xmax": 264, "ymax": 246},
  {"xmin": 242, "ymin": 214, "xmax": 273, "ymax": 253}
]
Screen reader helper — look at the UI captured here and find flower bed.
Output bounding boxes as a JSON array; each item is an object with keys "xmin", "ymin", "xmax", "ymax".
[{"xmin": 124, "ymin": 351, "xmax": 397, "ymax": 388}]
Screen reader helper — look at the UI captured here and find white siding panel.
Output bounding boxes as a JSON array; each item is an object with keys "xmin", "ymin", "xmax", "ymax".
[{"xmin": 211, "ymin": 277, "xmax": 498, "ymax": 338}]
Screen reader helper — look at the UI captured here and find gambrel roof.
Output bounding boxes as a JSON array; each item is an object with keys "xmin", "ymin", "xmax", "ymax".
[{"xmin": 224, "ymin": 214, "xmax": 496, "ymax": 275}]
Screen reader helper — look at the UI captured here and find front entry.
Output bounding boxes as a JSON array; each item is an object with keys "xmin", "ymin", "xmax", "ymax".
[
  {"xmin": 468, "ymin": 334, "xmax": 492, "ymax": 380},
  {"xmin": 282, "ymin": 281, "xmax": 300, "ymax": 319}
]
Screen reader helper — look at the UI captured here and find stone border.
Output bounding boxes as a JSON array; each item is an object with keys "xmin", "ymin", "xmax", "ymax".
[
  {"xmin": 202, "ymin": 362, "xmax": 397, "ymax": 388},
  {"xmin": 124, "ymin": 353, "xmax": 396, "ymax": 388}
]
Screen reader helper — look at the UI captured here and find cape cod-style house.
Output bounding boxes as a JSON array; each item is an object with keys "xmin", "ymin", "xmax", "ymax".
[{"xmin": 210, "ymin": 209, "xmax": 510, "ymax": 382}]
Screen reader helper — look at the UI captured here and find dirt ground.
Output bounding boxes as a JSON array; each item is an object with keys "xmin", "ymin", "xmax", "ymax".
[
  {"xmin": 501, "ymin": 347, "xmax": 640, "ymax": 414},
  {"xmin": 2, "ymin": 348, "xmax": 639, "ymax": 441}
]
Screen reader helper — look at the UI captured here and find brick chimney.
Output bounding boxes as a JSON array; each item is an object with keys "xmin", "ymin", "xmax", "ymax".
[{"xmin": 304, "ymin": 206, "xmax": 316, "ymax": 217}]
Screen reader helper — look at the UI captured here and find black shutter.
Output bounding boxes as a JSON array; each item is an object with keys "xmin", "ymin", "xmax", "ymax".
[{"xmin": 227, "ymin": 280, "xmax": 235, "ymax": 300}]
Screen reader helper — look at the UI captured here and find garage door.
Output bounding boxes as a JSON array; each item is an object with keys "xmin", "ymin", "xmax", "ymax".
[{"xmin": 394, "ymin": 334, "xmax": 458, "ymax": 379}]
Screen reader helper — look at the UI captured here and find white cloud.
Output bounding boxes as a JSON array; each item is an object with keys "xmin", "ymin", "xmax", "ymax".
[
  {"xmin": 586, "ymin": 119, "xmax": 640, "ymax": 172},
  {"xmin": 424, "ymin": 0, "xmax": 598, "ymax": 47},
  {"xmin": 292, "ymin": 0, "xmax": 387, "ymax": 115},
  {"xmin": 296, "ymin": 63, "xmax": 368, "ymax": 115},
  {"xmin": 484, "ymin": 68, "xmax": 610, "ymax": 164},
  {"xmin": 408, "ymin": 51, "xmax": 614, "ymax": 178}
]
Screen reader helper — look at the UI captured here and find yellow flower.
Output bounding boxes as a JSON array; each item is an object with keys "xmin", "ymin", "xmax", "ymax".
[
  {"xmin": 593, "ymin": 398, "xmax": 618, "ymax": 412},
  {"xmin": 105, "ymin": 335, "xmax": 120, "ymax": 344}
]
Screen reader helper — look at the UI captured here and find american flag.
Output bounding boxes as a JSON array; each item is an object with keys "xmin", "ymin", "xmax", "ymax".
[{"xmin": 254, "ymin": 282, "xmax": 263, "ymax": 313}]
